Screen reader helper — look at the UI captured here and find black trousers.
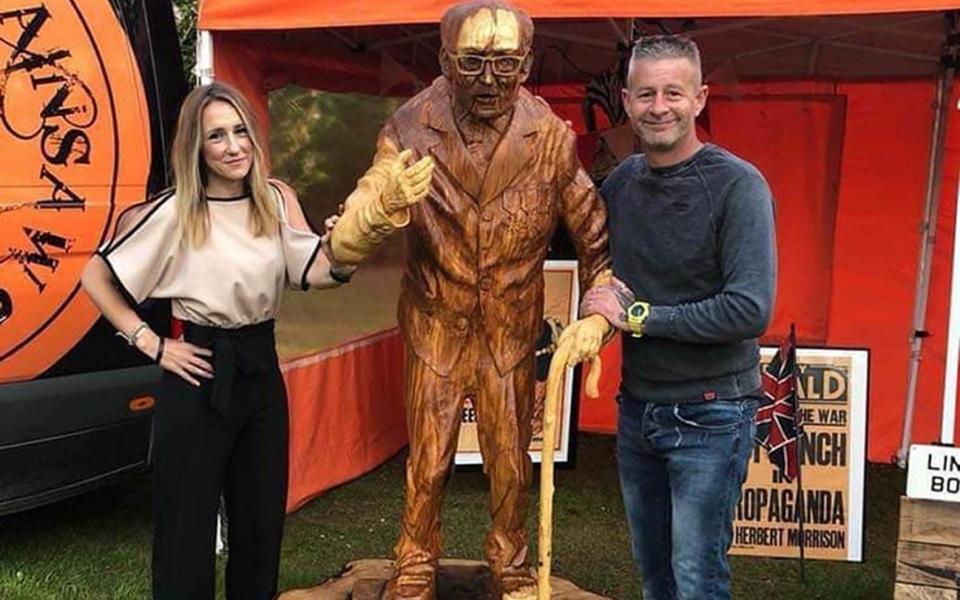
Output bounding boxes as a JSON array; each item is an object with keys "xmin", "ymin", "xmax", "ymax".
[{"xmin": 151, "ymin": 320, "xmax": 288, "ymax": 600}]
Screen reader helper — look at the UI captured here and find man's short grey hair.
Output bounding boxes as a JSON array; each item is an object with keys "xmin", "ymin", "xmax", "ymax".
[{"xmin": 627, "ymin": 35, "xmax": 703, "ymax": 86}]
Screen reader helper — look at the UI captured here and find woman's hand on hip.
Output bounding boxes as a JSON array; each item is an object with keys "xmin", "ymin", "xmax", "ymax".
[{"xmin": 140, "ymin": 332, "xmax": 214, "ymax": 386}]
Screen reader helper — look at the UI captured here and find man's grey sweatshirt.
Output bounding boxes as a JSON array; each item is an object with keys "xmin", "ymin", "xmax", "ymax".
[{"xmin": 600, "ymin": 144, "xmax": 777, "ymax": 404}]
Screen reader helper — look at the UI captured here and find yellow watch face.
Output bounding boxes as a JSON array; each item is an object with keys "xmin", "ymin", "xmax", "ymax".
[
  {"xmin": 628, "ymin": 302, "xmax": 649, "ymax": 322},
  {"xmin": 627, "ymin": 302, "xmax": 649, "ymax": 337}
]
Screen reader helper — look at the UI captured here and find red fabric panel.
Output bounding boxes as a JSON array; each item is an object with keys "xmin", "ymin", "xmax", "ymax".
[
  {"xmin": 825, "ymin": 82, "xmax": 935, "ymax": 462},
  {"xmin": 710, "ymin": 95, "xmax": 845, "ymax": 344},
  {"xmin": 577, "ymin": 338, "xmax": 621, "ymax": 434},
  {"xmin": 238, "ymin": 32, "xmax": 384, "ymax": 96},
  {"xmin": 200, "ymin": 0, "xmax": 960, "ymax": 30},
  {"xmin": 282, "ymin": 329, "xmax": 408, "ymax": 512}
]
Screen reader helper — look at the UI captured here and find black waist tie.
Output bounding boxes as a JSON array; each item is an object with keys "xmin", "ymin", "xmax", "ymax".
[{"xmin": 182, "ymin": 319, "xmax": 277, "ymax": 418}]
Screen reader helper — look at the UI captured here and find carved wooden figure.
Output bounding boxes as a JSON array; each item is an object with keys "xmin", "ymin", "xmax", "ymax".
[{"xmin": 331, "ymin": 2, "xmax": 612, "ymax": 598}]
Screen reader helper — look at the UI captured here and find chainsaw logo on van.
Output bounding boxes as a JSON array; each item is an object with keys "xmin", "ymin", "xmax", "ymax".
[{"xmin": 0, "ymin": 1, "xmax": 150, "ymax": 382}]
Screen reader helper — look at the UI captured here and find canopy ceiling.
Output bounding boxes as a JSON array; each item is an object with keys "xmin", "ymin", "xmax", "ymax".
[
  {"xmin": 207, "ymin": 11, "xmax": 949, "ymax": 99},
  {"xmin": 198, "ymin": 0, "xmax": 960, "ymax": 29}
]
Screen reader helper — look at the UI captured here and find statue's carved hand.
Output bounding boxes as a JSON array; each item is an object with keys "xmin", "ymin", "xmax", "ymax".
[
  {"xmin": 379, "ymin": 138, "xmax": 434, "ymax": 216},
  {"xmin": 555, "ymin": 314, "xmax": 611, "ymax": 367}
]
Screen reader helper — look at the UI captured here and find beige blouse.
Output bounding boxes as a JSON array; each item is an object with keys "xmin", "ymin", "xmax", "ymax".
[{"xmin": 99, "ymin": 186, "xmax": 321, "ymax": 328}]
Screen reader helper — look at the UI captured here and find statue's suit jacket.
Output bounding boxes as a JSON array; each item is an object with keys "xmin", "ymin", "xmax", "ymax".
[{"xmin": 358, "ymin": 77, "xmax": 610, "ymax": 377}]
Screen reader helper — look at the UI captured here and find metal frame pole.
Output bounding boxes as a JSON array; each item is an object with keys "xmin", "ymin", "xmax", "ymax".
[
  {"xmin": 196, "ymin": 30, "xmax": 214, "ymax": 86},
  {"xmin": 898, "ymin": 14, "xmax": 957, "ymax": 464}
]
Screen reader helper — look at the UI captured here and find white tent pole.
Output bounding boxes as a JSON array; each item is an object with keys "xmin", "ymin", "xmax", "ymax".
[
  {"xmin": 899, "ymin": 57, "xmax": 955, "ymax": 465},
  {"xmin": 943, "ymin": 176, "xmax": 960, "ymax": 445},
  {"xmin": 196, "ymin": 29, "xmax": 214, "ymax": 85}
]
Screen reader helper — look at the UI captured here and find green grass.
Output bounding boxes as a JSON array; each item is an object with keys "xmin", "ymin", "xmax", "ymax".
[{"xmin": 0, "ymin": 434, "xmax": 902, "ymax": 599}]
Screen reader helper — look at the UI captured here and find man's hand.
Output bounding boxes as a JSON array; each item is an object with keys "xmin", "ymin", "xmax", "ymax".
[
  {"xmin": 379, "ymin": 138, "xmax": 434, "ymax": 216},
  {"xmin": 580, "ymin": 277, "xmax": 637, "ymax": 333}
]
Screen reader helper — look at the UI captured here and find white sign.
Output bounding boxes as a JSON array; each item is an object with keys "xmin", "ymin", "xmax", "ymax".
[{"xmin": 907, "ymin": 444, "xmax": 960, "ymax": 502}]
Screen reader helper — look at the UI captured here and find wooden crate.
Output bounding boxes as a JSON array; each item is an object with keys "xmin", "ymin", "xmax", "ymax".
[{"xmin": 895, "ymin": 496, "xmax": 960, "ymax": 599}]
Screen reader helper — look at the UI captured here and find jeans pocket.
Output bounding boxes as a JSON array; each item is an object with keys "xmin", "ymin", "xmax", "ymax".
[{"xmin": 672, "ymin": 401, "xmax": 744, "ymax": 431}]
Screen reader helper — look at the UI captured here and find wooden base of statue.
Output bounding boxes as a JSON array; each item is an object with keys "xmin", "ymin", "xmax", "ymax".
[
  {"xmin": 278, "ymin": 558, "xmax": 611, "ymax": 600},
  {"xmin": 894, "ymin": 496, "xmax": 960, "ymax": 598}
]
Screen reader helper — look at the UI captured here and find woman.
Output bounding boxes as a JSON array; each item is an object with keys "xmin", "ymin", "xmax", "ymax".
[{"xmin": 81, "ymin": 82, "xmax": 431, "ymax": 599}]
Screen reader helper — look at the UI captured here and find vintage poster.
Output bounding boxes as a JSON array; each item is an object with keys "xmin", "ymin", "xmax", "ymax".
[
  {"xmin": 455, "ymin": 260, "xmax": 579, "ymax": 466},
  {"xmin": 731, "ymin": 348, "xmax": 868, "ymax": 561}
]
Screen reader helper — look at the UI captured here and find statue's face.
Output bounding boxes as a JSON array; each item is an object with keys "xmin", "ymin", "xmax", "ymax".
[{"xmin": 443, "ymin": 8, "xmax": 530, "ymax": 121}]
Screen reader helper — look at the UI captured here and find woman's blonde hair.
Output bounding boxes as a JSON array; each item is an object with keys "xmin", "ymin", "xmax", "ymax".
[{"xmin": 170, "ymin": 82, "xmax": 278, "ymax": 246}]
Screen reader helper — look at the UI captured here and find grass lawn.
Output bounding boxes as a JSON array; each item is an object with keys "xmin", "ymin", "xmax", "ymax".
[{"xmin": 0, "ymin": 433, "xmax": 902, "ymax": 599}]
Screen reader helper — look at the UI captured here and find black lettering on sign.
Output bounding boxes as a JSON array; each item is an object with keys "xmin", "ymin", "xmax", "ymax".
[
  {"xmin": 0, "ymin": 6, "xmax": 57, "ymax": 73},
  {"xmin": 0, "ymin": 289, "xmax": 11, "ymax": 324},
  {"xmin": 41, "ymin": 124, "xmax": 90, "ymax": 165},
  {"xmin": 817, "ymin": 408, "xmax": 847, "ymax": 425},
  {"xmin": 9, "ymin": 227, "xmax": 73, "ymax": 293},
  {"xmin": 36, "ymin": 164, "xmax": 85, "ymax": 210},
  {"xmin": 0, "ymin": 4, "xmax": 98, "ymax": 149},
  {"xmin": 931, "ymin": 475, "xmax": 960, "ymax": 494},
  {"xmin": 801, "ymin": 431, "xmax": 847, "ymax": 467},
  {"xmin": 927, "ymin": 453, "xmax": 960, "ymax": 472},
  {"xmin": 739, "ymin": 488, "xmax": 845, "ymax": 525},
  {"xmin": 737, "ymin": 487, "xmax": 768, "ymax": 521},
  {"xmin": 786, "ymin": 527, "xmax": 846, "ymax": 549},
  {"xmin": 734, "ymin": 525, "xmax": 784, "ymax": 546},
  {"xmin": 797, "ymin": 365, "xmax": 847, "ymax": 402}
]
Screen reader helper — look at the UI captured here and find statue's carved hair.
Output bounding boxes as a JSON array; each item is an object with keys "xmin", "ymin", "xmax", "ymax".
[{"xmin": 439, "ymin": 0, "xmax": 534, "ymax": 52}]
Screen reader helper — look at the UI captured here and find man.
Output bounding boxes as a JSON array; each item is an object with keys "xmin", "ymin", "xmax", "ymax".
[
  {"xmin": 582, "ymin": 35, "xmax": 776, "ymax": 599},
  {"xmin": 330, "ymin": 2, "xmax": 612, "ymax": 598}
]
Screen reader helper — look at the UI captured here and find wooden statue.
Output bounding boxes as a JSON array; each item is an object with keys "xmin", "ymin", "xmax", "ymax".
[{"xmin": 331, "ymin": 2, "xmax": 613, "ymax": 598}]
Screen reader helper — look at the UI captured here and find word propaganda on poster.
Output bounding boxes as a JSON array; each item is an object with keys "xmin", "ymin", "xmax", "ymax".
[{"xmin": 731, "ymin": 348, "xmax": 868, "ymax": 562}]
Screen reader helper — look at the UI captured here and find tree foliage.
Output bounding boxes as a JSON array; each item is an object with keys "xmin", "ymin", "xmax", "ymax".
[
  {"xmin": 269, "ymin": 87, "xmax": 400, "ymax": 223},
  {"xmin": 172, "ymin": 0, "xmax": 197, "ymax": 84}
]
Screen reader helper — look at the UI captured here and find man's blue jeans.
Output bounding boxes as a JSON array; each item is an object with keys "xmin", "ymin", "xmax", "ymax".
[{"xmin": 617, "ymin": 393, "xmax": 759, "ymax": 600}]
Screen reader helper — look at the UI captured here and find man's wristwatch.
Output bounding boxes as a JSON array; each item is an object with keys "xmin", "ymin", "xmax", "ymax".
[{"xmin": 627, "ymin": 300, "xmax": 651, "ymax": 338}]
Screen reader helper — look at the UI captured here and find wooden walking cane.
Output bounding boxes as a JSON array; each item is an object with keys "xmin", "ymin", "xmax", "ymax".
[{"xmin": 537, "ymin": 349, "xmax": 603, "ymax": 600}]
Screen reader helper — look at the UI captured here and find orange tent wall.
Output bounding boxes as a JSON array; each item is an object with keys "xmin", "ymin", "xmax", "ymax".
[{"xmin": 212, "ymin": 37, "xmax": 960, "ymax": 468}]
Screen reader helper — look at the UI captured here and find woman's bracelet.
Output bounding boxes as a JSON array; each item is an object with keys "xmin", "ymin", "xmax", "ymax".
[
  {"xmin": 154, "ymin": 337, "xmax": 165, "ymax": 364},
  {"xmin": 330, "ymin": 265, "xmax": 356, "ymax": 284},
  {"xmin": 117, "ymin": 321, "xmax": 150, "ymax": 347}
]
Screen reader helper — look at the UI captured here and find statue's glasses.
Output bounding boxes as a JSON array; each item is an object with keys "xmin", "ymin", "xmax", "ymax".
[{"xmin": 449, "ymin": 52, "xmax": 529, "ymax": 77}]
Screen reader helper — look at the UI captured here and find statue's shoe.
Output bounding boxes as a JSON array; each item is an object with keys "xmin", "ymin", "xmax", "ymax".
[
  {"xmin": 380, "ymin": 563, "xmax": 436, "ymax": 600},
  {"xmin": 496, "ymin": 567, "xmax": 538, "ymax": 600}
]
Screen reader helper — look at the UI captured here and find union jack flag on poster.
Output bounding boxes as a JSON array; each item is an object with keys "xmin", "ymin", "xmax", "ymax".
[{"xmin": 756, "ymin": 327, "xmax": 801, "ymax": 482}]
